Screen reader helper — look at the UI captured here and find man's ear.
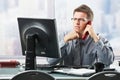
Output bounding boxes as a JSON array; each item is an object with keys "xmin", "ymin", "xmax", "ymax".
[{"xmin": 87, "ymin": 21, "xmax": 92, "ymax": 25}]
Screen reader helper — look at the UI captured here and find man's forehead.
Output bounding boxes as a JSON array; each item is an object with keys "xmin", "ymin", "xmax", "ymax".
[{"xmin": 74, "ymin": 12, "xmax": 87, "ymax": 17}]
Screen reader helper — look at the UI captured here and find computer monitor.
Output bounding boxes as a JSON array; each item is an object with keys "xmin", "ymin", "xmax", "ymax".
[{"xmin": 17, "ymin": 18, "xmax": 61, "ymax": 70}]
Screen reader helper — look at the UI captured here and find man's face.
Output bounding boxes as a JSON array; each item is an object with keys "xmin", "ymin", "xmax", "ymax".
[{"xmin": 72, "ymin": 12, "xmax": 88, "ymax": 34}]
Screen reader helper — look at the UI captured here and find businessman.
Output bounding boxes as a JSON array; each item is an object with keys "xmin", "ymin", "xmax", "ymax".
[{"xmin": 48, "ymin": 4, "xmax": 114, "ymax": 68}]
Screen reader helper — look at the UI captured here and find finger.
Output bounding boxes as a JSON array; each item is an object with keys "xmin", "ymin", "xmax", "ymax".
[{"xmin": 82, "ymin": 28, "xmax": 88, "ymax": 36}]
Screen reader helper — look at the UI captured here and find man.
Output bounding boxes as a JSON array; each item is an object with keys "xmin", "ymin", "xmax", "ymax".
[{"xmin": 49, "ymin": 4, "xmax": 114, "ymax": 68}]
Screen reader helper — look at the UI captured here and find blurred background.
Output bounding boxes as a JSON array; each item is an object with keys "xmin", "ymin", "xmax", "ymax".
[{"xmin": 0, "ymin": 0, "xmax": 120, "ymax": 60}]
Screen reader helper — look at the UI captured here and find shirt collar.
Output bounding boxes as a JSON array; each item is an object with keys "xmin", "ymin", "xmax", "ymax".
[{"xmin": 75, "ymin": 35, "xmax": 90, "ymax": 45}]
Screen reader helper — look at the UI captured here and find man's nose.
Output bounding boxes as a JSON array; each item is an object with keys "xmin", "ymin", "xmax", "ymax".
[{"xmin": 76, "ymin": 20, "xmax": 80, "ymax": 25}]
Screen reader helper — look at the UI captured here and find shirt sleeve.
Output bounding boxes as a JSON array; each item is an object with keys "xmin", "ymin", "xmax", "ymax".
[
  {"xmin": 94, "ymin": 35, "xmax": 114, "ymax": 67},
  {"xmin": 58, "ymin": 31, "xmax": 68, "ymax": 48}
]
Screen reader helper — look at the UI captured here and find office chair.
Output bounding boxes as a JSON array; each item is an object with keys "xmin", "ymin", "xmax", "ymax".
[
  {"xmin": 11, "ymin": 70, "xmax": 55, "ymax": 80},
  {"xmin": 88, "ymin": 71, "xmax": 120, "ymax": 80}
]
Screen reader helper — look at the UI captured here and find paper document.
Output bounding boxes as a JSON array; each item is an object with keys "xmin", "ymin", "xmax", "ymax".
[{"xmin": 54, "ymin": 68, "xmax": 95, "ymax": 76}]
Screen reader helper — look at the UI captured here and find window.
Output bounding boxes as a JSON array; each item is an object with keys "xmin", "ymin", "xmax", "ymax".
[{"xmin": 0, "ymin": 0, "xmax": 55, "ymax": 58}]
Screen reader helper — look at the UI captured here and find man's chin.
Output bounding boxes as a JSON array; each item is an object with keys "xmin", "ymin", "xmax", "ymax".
[
  {"xmin": 74, "ymin": 30, "xmax": 81, "ymax": 34},
  {"xmin": 74, "ymin": 29, "xmax": 79, "ymax": 33}
]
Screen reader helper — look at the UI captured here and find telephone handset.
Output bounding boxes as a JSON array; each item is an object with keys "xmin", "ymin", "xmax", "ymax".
[{"xmin": 82, "ymin": 21, "xmax": 91, "ymax": 40}]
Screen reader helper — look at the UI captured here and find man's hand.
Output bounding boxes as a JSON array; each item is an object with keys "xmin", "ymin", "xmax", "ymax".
[
  {"xmin": 82, "ymin": 24, "xmax": 99, "ymax": 42},
  {"xmin": 64, "ymin": 31, "xmax": 79, "ymax": 43}
]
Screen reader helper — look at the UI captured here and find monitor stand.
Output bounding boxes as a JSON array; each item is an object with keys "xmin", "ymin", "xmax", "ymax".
[{"xmin": 25, "ymin": 34, "xmax": 36, "ymax": 70}]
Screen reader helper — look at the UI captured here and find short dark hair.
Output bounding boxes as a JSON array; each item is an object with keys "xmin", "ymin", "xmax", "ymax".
[{"xmin": 73, "ymin": 4, "xmax": 94, "ymax": 21}]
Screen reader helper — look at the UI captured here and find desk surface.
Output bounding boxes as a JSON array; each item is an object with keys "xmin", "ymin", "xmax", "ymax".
[{"xmin": 0, "ymin": 67, "xmax": 89, "ymax": 80}]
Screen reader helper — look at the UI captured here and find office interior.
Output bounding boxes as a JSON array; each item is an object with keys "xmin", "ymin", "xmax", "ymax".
[{"xmin": 0, "ymin": 0, "xmax": 120, "ymax": 80}]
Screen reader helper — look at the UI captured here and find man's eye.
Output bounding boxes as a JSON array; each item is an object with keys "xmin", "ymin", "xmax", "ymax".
[
  {"xmin": 79, "ymin": 18, "xmax": 86, "ymax": 21},
  {"xmin": 71, "ymin": 18, "xmax": 87, "ymax": 22}
]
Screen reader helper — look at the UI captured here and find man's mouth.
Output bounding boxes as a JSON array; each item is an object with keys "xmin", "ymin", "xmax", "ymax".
[
  {"xmin": 74, "ymin": 26, "xmax": 80, "ymax": 29},
  {"xmin": 74, "ymin": 26, "xmax": 83, "ymax": 34}
]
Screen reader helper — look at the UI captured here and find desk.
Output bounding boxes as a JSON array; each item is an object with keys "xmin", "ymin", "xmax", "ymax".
[{"xmin": 0, "ymin": 68, "xmax": 89, "ymax": 80}]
